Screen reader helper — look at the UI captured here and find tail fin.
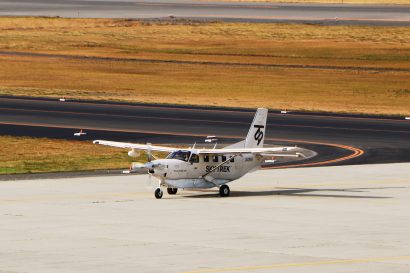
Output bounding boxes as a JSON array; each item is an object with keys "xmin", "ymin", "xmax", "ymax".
[{"xmin": 244, "ymin": 108, "xmax": 268, "ymax": 148}]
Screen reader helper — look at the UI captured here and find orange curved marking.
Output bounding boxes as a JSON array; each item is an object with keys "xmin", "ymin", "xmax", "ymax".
[
  {"xmin": 264, "ymin": 137, "xmax": 364, "ymax": 169},
  {"xmin": 0, "ymin": 121, "xmax": 364, "ymax": 168}
]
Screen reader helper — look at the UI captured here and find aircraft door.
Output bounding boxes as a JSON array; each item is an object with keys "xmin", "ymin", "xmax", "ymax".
[{"xmin": 187, "ymin": 153, "xmax": 200, "ymax": 178}]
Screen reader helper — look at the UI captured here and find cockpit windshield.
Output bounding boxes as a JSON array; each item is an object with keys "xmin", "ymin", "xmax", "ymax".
[{"xmin": 166, "ymin": 150, "xmax": 191, "ymax": 162}]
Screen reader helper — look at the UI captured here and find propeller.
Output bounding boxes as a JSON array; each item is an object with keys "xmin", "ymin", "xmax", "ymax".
[
  {"xmin": 146, "ymin": 143, "xmax": 153, "ymax": 162},
  {"xmin": 124, "ymin": 145, "xmax": 167, "ymax": 190},
  {"xmin": 146, "ymin": 163, "xmax": 168, "ymax": 190}
]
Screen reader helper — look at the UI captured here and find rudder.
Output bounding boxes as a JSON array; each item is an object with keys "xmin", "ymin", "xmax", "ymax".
[{"xmin": 244, "ymin": 108, "xmax": 268, "ymax": 148}]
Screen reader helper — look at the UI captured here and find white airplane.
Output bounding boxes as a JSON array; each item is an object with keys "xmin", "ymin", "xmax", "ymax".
[
  {"xmin": 93, "ymin": 108, "xmax": 302, "ymax": 199},
  {"xmin": 74, "ymin": 129, "xmax": 87, "ymax": 137}
]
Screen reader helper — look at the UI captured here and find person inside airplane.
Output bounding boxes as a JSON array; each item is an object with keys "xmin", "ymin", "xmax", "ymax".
[{"xmin": 166, "ymin": 150, "xmax": 191, "ymax": 161}]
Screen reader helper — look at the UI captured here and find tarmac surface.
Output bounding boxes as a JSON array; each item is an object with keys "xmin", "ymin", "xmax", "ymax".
[
  {"xmin": 1, "ymin": 163, "xmax": 410, "ymax": 273},
  {"xmin": 1, "ymin": 97, "xmax": 409, "ymax": 167},
  {"xmin": 0, "ymin": 0, "xmax": 410, "ymax": 26}
]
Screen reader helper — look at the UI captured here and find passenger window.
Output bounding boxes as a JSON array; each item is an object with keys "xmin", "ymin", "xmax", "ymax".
[
  {"xmin": 230, "ymin": 157, "xmax": 234, "ymax": 162},
  {"xmin": 204, "ymin": 155, "xmax": 209, "ymax": 162},
  {"xmin": 212, "ymin": 155, "xmax": 218, "ymax": 162},
  {"xmin": 222, "ymin": 155, "xmax": 227, "ymax": 162},
  {"xmin": 190, "ymin": 154, "xmax": 199, "ymax": 163}
]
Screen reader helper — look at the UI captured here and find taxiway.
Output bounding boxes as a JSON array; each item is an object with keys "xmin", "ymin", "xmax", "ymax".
[
  {"xmin": 1, "ymin": 163, "xmax": 409, "ymax": 273},
  {"xmin": 1, "ymin": 97, "xmax": 409, "ymax": 167}
]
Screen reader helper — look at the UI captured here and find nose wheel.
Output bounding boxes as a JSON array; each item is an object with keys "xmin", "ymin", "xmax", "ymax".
[
  {"xmin": 219, "ymin": 185, "xmax": 230, "ymax": 197},
  {"xmin": 154, "ymin": 188, "xmax": 163, "ymax": 199}
]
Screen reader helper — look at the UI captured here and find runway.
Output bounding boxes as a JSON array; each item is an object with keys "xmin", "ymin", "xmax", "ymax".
[
  {"xmin": 1, "ymin": 0, "xmax": 410, "ymax": 26},
  {"xmin": 1, "ymin": 163, "xmax": 410, "ymax": 273},
  {"xmin": 1, "ymin": 96, "xmax": 409, "ymax": 167}
]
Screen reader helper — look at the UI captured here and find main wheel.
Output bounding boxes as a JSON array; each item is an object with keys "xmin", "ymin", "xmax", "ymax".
[
  {"xmin": 167, "ymin": 188, "xmax": 178, "ymax": 195},
  {"xmin": 219, "ymin": 185, "xmax": 230, "ymax": 197},
  {"xmin": 154, "ymin": 188, "xmax": 163, "ymax": 199}
]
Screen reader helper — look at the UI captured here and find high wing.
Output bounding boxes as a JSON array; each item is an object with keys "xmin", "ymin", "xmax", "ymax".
[
  {"xmin": 94, "ymin": 140, "xmax": 300, "ymax": 157},
  {"xmin": 93, "ymin": 140, "xmax": 181, "ymax": 152},
  {"xmin": 196, "ymin": 146, "xmax": 298, "ymax": 155}
]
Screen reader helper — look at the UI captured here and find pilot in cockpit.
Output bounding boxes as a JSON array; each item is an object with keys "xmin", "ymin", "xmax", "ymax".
[{"xmin": 167, "ymin": 150, "xmax": 191, "ymax": 161}]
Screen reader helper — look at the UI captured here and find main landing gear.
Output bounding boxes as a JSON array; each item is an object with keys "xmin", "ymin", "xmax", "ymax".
[
  {"xmin": 155, "ymin": 187, "xmax": 178, "ymax": 199},
  {"xmin": 167, "ymin": 188, "xmax": 178, "ymax": 195},
  {"xmin": 155, "ymin": 186, "xmax": 229, "ymax": 199},
  {"xmin": 219, "ymin": 185, "xmax": 230, "ymax": 197}
]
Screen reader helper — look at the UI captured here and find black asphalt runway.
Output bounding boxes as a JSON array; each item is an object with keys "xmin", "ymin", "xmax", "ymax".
[
  {"xmin": 0, "ymin": 0, "xmax": 409, "ymax": 26},
  {"xmin": 1, "ymin": 96, "xmax": 409, "ymax": 167}
]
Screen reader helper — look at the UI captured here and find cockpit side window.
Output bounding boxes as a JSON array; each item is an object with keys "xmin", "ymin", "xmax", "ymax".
[{"xmin": 166, "ymin": 150, "xmax": 191, "ymax": 162}]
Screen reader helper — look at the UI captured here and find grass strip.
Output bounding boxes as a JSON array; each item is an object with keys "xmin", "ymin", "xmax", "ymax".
[
  {"xmin": 0, "ymin": 136, "xmax": 142, "ymax": 174},
  {"xmin": 0, "ymin": 17, "xmax": 409, "ymax": 115}
]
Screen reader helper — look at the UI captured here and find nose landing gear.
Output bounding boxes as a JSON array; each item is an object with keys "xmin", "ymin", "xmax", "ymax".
[{"xmin": 154, "ymin": 188, "xmax": 163, "ymax": 199}]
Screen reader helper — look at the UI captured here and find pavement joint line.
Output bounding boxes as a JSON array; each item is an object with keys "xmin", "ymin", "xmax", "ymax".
[
  {"xmin": 179, "ymin": 255, "xmax": 410, "ymax": 273},
  {"xmin": 0, "ymin": 192, "xmax": 151, "ymax": 204},
  {"xmin": 2, "ymin": 178, "xmax": 399, "ymax": 203}
]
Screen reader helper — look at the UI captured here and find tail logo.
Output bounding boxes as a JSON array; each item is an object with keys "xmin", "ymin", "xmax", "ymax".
[{"xmin": 253, "ymin": 125, "xmax": 264, "ymax": 146}]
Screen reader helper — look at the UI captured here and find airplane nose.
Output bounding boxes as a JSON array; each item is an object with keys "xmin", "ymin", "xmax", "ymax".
[{"xmin": 149, "ymin": 162, "xmax": 167, "ymax": 176}]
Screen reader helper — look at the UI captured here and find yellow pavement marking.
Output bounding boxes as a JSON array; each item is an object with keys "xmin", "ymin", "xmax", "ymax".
[{"xmin": 180, "ymin": 256, "xmax": 410, "ymax": 273}]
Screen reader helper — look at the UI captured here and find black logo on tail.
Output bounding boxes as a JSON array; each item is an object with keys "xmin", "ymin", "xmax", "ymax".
[{"xmin": 254, "ymin": 125, "xmax": 264, "ymax": 146}]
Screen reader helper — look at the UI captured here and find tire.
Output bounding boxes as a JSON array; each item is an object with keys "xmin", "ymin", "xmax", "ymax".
[
  {"xmin": 155, "ymin": 188, "xmax": 163, "ymax": 199},
  {"xmin": 167, "ymin": 188, "xmax": 178, "ymax": 195},
  {"xmin": 219, "ymin": 185, "xmax": 230, "ymax": 197}
]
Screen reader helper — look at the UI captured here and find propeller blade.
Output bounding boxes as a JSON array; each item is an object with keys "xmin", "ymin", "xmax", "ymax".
[
  {"xmin": 146, "ymin": 143, "xmax": 152, "ymax": 162},
  {"xmin": 146, "ymin": 173, "xmax": 158, "ymax": 190}
]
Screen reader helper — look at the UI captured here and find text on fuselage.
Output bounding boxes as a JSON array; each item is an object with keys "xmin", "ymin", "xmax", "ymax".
[{"xmin": 206, "ymin": 166, "xmax": 231, "ymax": 172}]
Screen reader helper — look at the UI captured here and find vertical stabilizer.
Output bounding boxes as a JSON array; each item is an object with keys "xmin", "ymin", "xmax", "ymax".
[{"xmin": 244, "ymin": 108, "xmax": 268, "ymax": 148}]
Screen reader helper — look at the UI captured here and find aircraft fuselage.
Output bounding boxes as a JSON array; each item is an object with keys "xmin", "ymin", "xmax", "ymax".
[{"xmin": 149, "ymin": 153, "xmax": 264, "ymax": 189}]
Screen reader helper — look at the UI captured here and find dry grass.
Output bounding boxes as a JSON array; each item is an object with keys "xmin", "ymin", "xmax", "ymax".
[
  {"xmin": 0, "ymin": 136, "xmax": 138, "ymax": 174},
  {"xmin": 0, "ymin": 17, "xmax": 409, "ymax": 115}
]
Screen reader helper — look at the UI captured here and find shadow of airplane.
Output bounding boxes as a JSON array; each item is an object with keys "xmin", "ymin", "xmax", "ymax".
[{"xmin": 181, "ymin": 186, "xmax": 408, "ymax": 199}]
